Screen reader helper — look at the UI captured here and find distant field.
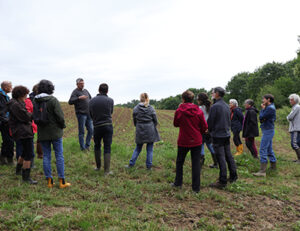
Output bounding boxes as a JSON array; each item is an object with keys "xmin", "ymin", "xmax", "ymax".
[{"xmin": 1, "ymin": 103, "xmax": 300, "ymax": 230}]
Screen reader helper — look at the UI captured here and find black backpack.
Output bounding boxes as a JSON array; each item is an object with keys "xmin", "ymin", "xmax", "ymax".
[{"xmin": 33, "ymin": 101, "xmax": 49, "ymax": 125}]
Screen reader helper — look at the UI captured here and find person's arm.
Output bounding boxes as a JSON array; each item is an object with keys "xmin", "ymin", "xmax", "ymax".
[
  {"xmin": 259, "ymin": 106, "xmax": 274, "ymax": 121},
  {"xmin": 207, "ymin": 106, "xmax": 216, "ymax": 133},
  {"xmin": 173, "ymin": 110, "xmax": 180, "ymax": 127},
  {"xmin": 53, "ymin": 98, "xmax": 66, "ymax": 128},
  {"xmin": 199, "ymin": 111, "xmax": 208, "ymax": 134},
  {"xmin": 0, "ymin": 97, "xmax": 8, "ymax": 123},
  {"xmin": 68, "ymin": 90, "xmax": 78, "ymax": 105},
  {"xmin": 11, "ymin": 103, "xmax": 32, "ymax": 123},
  {"xmin": 133, "ymin": 108, "xmax": 137, "ymax": 126},
  {"xmin": 287, "ymin": 106, "xmax": 300, "ymax": 121},
  {"xmin": 151, "ymin": 107, "xmax": 158, "ymax": 126},
  {"xmin": 111, "ymin": 99, "xmax": 114, "ymax": 115},
  {"xmin": 89, "ymin": 101, "xmax": 94, "ymax": 120}
]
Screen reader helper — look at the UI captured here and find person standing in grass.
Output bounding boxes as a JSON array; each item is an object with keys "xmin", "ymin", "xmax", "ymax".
[
  {"xmin": 287, "ymin": 94, "xmax": 300, "ymax": 163},
  {"xmin": 0, "ymin": 81, "xmax": 14, "ymax": 165},
  {"xmin": 126, "ymin": 93, "xmax": 160, "ymax": 170},
  {"xmin": 208, "ymin": 87, "xmax": 238, "ymax": 189},
  {"xmin": 242, "ymin": 99, "xmax": 259, "ymax": 158},
  {"xmin": 34, "ymin": 80, "xmax": 71, "ymax": 188},
  {"xmin": 171, "ymin": 90, "xmax": 207, "ymax": 193},
  {"xmin": 229, "ymin": 99, "xmax": 244, "ymax": 156},
  {"xmin": 68, "ymin": 78, "xmax": 93, "ymax": 151},
  {"xmin": 197, "ymin": 93, "xmax": 218, "ymax": 168},
  {"xmin": 253, "ymin": 94, "xmax": 277, "ymax": 177},
  {"xmin": 7, "ymin": 86, "xmax": 37, "ymax": 184},
  {"xmin": 89, "ymin": 83, "xmax": 114, "ymax": 175}
]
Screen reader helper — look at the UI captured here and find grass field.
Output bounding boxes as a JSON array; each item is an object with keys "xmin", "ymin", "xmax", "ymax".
[{"xmin": 1, "ymin": 103, "xmax": 300, "ymax": 230}]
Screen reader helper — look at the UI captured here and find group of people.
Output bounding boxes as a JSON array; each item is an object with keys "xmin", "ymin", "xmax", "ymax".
[{"xmin": 1, "ymin": 78, "xmax": 300, "ymax": 192}]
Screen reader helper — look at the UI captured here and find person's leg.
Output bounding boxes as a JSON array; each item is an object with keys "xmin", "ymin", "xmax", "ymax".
[
  {"xmin": 213, "ymin": 143, "xmax": 227, "ymax": 185},
  {"xmin": 21, "ymin": 138, "xmax": 37, "ymax": 184},
  {"xmin": 103, "ymin": 125, "xmax": 113, "ymax": 175},
  {"xmin": 266, "ymin": 129, "xmax": 276, "ymax": 168},
  {"xmin": 146, "ymin": 142, "xmax": 154, "ymax": 169},
  {"xmin": 16, "ymin": 140, "xmax": 22, "ymax": 161},
  {"xmin": 76, "ymin": 113, "xmax": 86, "ymax": 150},
  {"xmin": 224, "ymin": 141, "xmax": 238, "ymax": 182},
  {"xmin": 85, "ymin": 115, "xmax": 93, "ymax": 150},
  {"xmin": 93, "ymin": 126, "xmax": 102, "ymax": 169},
  {"xmin": 206, "ymin": 141, "xmax": 218, "ymax": 168},
  {"xmin": 254, "ymin": 130, "xmax": 269, "ymax": 176},
  {"xmin": 129, "ymin": 144, "xmax": 143, "ymax": 166},
  {"xmin": 30, "ymin": 138, "xmax": 35, "ymax": 168},
  {"xmin": 0, "ymin": 124, "xmax": 14, "ymax": 164},
  {"xmin": 246, "ymin": 137, "xmax": 258, "ymax": 158},
  {"xmin": 233, "ymin": 132, "xmax": 240, "ymax": 147},
  {"xmin": 174, "ymin": 146, "xmax": 189, "ymax": 187},
  {"xmin": 41, "ymin": 140, "xmax": 52, "ymax": 179},
  {"xmin": 190, "ymin": 145, "xmax": 202, "ymax": 192}
]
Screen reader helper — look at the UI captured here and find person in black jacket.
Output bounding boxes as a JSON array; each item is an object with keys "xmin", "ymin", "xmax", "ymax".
[
  {"xmin": 68, "ymin": 78, "xmax": 93, "ymax": 151},
  {"xmin": 229, "ymin": 99, "xmax": 244, "ymax": 156},
  {"xmin": 242, "ymin": 99, "xmax": 259, "ymax": 158},
  {"xmin": 7, "ymin": 86, "xmax": 37, "ymax": 184},
  {"xmin": 208, "ymin": 87, "xmax": 237, "ymax": 189},
  {"xmin": 0, "ymin": 81, "xmax": 14, "ymax": 165},
  {"xmin": 89, "ymin": 83, "xmax": 114, "ymax": 175}
]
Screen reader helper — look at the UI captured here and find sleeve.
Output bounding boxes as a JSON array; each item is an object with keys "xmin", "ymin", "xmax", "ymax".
[
  {"xmin": 111, "ymin": 99, "xmax": 114, "ymax": 115},
  {"xmin": 68, "ymin": 90, "xmax": 78, "ymax": 105},
  {"xmin": 173, "ymin": 109, "xmax": 180, "ymax": 127},
  {"xmin": 207, "ymin": 106, "xmax": 216, "ymax": 132},
  {"xmin": 199, "ymin": 111, "xmax": 208, "ymax": 134},
  {"xmin": 133, "ymin": 107, "xmax": 137, "ymax": 126},
  {"xmin": 89, "ymin": 101, "xmax": 94, "ymax": 120},
  {"xmin": 11, "ymin": 103, "xmax": 32, "ymax": 123},
  {"xmin": 53, "ymin": 99, "xmax": 66, "ymax": 129},
  {"xmin": 151, "ymin": 107, "xmax": 158, "ymax": 126},
  {"xmin": 259, "ymin": 107, "xmax": 273, "ymax": 121},
  {"xmin": 0, "ymin": 97, "xmax": 8, "ymax": 123},
  {"xmin": 287, "ymin": 106, "xmax": 300, "ymax": 121}
]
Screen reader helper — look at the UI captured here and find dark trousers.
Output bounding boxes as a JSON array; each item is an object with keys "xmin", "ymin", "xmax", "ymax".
[
  {"xmin": 233, "ymin": 131, "xmax": 242, "ymax": 146},
  {"xmin": 19, "ymin": 138, "xmax": 34, "ymax": 161},
  {"xmin": 245, "ymin": 137, "xmax": 258, "ymax": 158},
  {"xmin": 94, "ymin": 125, "xmax": 113, "ymax": 154},
  {"xmin": 16, "ymin": 139, "xmax": 35, "ymax": 160},
  {"xmin": 213, "ymin": 137, "xmax": 237, "ymax": 184},
  {"xmin": 0, "ymin": 124, "xmax": 14, "ymax": 158},
  {"xmin": 174, "ymin": 145, "xmax": 203, "ymax": 192}
]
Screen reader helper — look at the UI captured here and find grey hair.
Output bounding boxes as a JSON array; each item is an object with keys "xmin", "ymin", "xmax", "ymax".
[
  {"xmin": 1, "ymin": 81, "xmax": 12, "ymax": 89},
  {"xmin": 229, "ymin": 99, "xmax": 238, "ymax": 107},
  {"xmin": 76, "ymin": 78, "xmax": 84, "ymax": 84},
  {"xmin": 289, "ymin": 94, "xmax": 300, "ymax": 104},
  {"xmin": 244, "ymin": 99, "xmax": 254, "ymax": 106}
]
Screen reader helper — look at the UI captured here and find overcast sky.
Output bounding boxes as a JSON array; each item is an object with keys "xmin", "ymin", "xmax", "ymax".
[{"xmin": 0, "ymin": 0, "xmax": 300, "ymax": 103}]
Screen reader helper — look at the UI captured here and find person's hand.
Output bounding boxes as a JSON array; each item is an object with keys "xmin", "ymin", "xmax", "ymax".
[
  {"xmin": 205, "ymin": 129, "xmax": 208, "ymax": 134},
  {"xmin": 79, "ymin": 95, "xmax": 88, "ymax": 100},
  {"xmin": 261, "ymin": 103, "xmax": 265, "ymax": 109}
]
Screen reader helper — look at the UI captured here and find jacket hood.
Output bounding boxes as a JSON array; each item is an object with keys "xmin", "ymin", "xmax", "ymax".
[
  {"xmin": 246, "ymin": 106, "xmax": 258, "ymax": 113},
  {"xmin": 178, "ymin": 103, "xmax": 200, "ymax": 117},
  {"xmin": 35, "ymin": 93, "xmax": 52, "ymax": 102},
  {"xmin": 136, "ymin": 103, "xmax": 152, "ymax": 112}
]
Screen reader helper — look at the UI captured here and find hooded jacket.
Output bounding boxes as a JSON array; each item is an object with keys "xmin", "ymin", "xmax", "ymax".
[
  {"xmin": 242, "ymin": 106, "xmax": 259, "ymax": 138},
  {"xmin": 173, "ymin": 103, "xmax": 207, "ymax": 147},
  {"xmin": 287, "ymin": 104, "xmax": 300, "ymax": 132},
  {"xmin": 7, "ymin": 98, "xmax": 33, "ymax": 140},
  {"xmin": 230, "ymin": 107, "xmax": 244, "ymax": 133},
  {"xmin": 133, "ymin": 103, "xmax": 160, "ymax": 144},
  {"xmin": 0, "ymin": 88, "xmax": 10, "ymax": 124},
  {"xmin": 34, "ymin": 94, "xmax": 66, "ymax": 141}
]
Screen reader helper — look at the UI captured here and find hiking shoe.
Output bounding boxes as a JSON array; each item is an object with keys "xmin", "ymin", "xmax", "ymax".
[{"xmin": 209, "ymin": 181, "xmax": 226, "ymax": 189}]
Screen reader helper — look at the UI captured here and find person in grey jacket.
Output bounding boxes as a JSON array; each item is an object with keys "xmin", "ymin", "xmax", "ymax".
[
  {"xmin": 89, "ymin": 83, "xmax": 114, "ymax": 175},
  {"xmin": 207, "ymin": 87, "xmax": 237, "ymax": 188},
  {"xmin": 287, "ymin": 94, "xmax": 300, "ymax": 163},
  {"xmin": 68, "ymin": 78, "xmax": 93, "ymax": 151},
  {"xmin": 126, "ymin": 93, "xmax": 160, "ymax": 170}
]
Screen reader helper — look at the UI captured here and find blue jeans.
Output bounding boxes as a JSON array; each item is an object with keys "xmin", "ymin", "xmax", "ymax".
[
  {"xmin": 41, "ymin": 138, "xmax": 65, "ymax": 179},
  {"xmin": 259, "ymin": 129, "xmax": 276, "ymax": 163},
  {"xmin": 16, "ymin": 139, "xmax": 35, "ymax": 160},
  {"xmin": 290, "ymin": 131, "xmax": 300, "ymax": 150},
  {"xmin": 200, "ymin": 140, "xmax": 215, "ymax": 156},
  {"xmin": 76, "ymin": 113, "xmax": 93, "ymax": 150},
  {"xmin": 129, "ymin": 143, "xmax": 153, "ymax": 168}
]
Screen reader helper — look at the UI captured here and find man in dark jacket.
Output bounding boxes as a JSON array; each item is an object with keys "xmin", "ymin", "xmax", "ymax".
[
  {"xmin": 0, "ymin": 81, "xmax": 14, "ymax": 165},
  {"xmin": 89, "ymin": 83, "xmax": 114, "ymax": 175},
  {"xmin": 68, "ymin": 78, "xmax": 93, "ymax": 151},
  {"xmin": 207, "ymin": 87, "xmax": 238, "ymax": 188}
]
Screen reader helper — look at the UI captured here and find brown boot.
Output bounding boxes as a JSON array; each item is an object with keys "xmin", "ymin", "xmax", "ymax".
[
  {"xmin": 59, "ymin": 178, "xmax": 71, "ymax": 189},
  {"xmin": 47, "ymin": 177, "xmax": 55, "ymax": 188},
  {"xmin": 294, "ymin": 149, "xmax": 300, "ymax": 164},
  {"xmin": 270, "ymin": 162, "xmax": 277, "ymax": 170},
  {"xmin": 253, "ymin": 163, "xmax": 267, "ymax": 177},
  {"xmin": 104, "ymin": 153, "xmax": 113, "ymax": 176}
]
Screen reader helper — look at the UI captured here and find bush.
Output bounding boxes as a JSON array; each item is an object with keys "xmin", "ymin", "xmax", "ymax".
[{"xmin": 276, "ymin": 106, "xmax": 291, "ymax": 126}]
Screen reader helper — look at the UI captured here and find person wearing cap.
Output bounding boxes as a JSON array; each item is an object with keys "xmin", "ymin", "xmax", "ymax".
[{"xmin": 68, "ymin": 78, "xmax": 93, "ymax": 151}]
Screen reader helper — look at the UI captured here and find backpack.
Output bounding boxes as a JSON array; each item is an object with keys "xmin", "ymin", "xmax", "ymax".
[{"xmin": 33, "ymin": 101, "xmax": 49, "ymax": 125}]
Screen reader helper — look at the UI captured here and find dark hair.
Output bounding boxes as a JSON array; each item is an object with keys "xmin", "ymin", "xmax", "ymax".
[
  {"xmin": 245, "ymin": 99, "xmax": 254, "ymax": 106},
  {"xmin": 213, "ymin": 87, "xmax": 225, "ymax": 98},
  {"xmin": 182, "ymin": 90, "xmax": 194, "ymax": 103},
  {"xmin": 197, "ymin": 92, "xmax": 211, "ymax": 112},
  {"xmin": 38, "ymin": 80, "xmax": 54, "ymax": 95},
  {"xmin": 12, "ymin": 86, "xmax": 29, "ymax": 99},
  {"xmin": 32, "ymin": 84, "xmax": 39, "ymax": 94},
  {"xmin": 99, "ymin": 83, "xmax": 108, "ymax": 94},
  {"xmin": 263, "ymin": 94, "xmax": 274, "ymax": 103}
]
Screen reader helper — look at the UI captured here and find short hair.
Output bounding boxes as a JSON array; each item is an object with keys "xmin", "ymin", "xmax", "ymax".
[
  {"xmin": 1, "ymin": 81, "xmax": 12, "ymax": 89},
  {"xmin": 244, "ymin": 99, "xmax": 254, "ymax": 106},
  {"xmin": 229, "ymin": 99, "xmax": 238, "ymax": 107},
  {"xmin": 99, "ymin": 83, "xmax": 108, "ymax": 94},
  {"xmin": 263, "ymin": 94, "xmax": 274, "ymax": 103},
  {"xmin": 76, "ymin": 78, "xmax": 84, "ymax": 84},
  {"xmin": 32, "ymin": 84, "xmax": 39, "ymax": 94},
  {"xmin": 12, "ymin": 86, "xmax": 29, "ymax": 99},
  {"xmin": 182, "ymin": 90, "xmax": 194, "ymax": 103},
  {"xmin": 38, "ymin": 79, "xmax": 55, "ymax": 95},
  {"xmin": 289, "ymin": 94, "xmax": 300, "ymax": 104},
  {"xmin": 213, "ymin": 87, "xmax": 225, "ymax": 98}
]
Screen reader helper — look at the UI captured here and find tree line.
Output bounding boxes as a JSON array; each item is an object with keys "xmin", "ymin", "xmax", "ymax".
[{"xmin": 117, "ymin": 52, "xmax": 300, "ymax": 110}]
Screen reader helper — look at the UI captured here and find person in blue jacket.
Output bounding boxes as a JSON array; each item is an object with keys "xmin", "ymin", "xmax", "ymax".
[{"xmin": 254, "ymin": 94, "xmax": 277, "ymax": 177}]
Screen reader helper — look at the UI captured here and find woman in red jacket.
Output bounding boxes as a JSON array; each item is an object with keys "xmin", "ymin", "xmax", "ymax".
[{"xmin": 171, "ymin": 90, "xmax": 208, "ymax": 193}]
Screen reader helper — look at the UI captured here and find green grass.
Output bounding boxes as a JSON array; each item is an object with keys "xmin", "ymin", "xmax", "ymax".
[{"xmin": 1, "ymin": 106, "xmax": 300, "ymax": 230}]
